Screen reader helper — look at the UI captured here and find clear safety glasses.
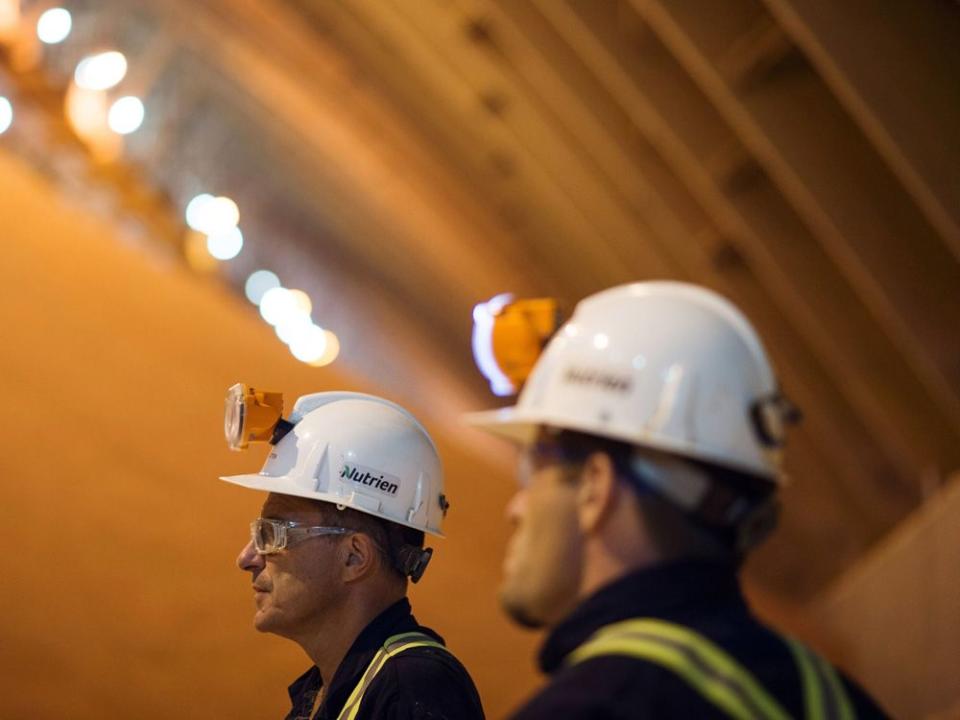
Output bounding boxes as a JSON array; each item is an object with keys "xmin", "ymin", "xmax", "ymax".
[{"xmin": 250, "ymin": 518, "xmax": 352, "ymax": 555}]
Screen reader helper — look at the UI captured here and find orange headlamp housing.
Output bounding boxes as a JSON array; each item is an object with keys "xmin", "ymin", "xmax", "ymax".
[
  {"xmin": 224, "ymin": 383, "xmax": 288, "ymax": 451},
  {"xmin": 472, "ymin": 295, "xmax": 563, "ymax": 396}
]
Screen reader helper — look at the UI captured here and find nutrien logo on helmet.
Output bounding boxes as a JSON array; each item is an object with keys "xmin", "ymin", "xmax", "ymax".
[
  {"xmin": 563, "ymin": 366, "xmax": 632, "ymax": 393},
  {"xmin": 340, "ymin": 463, "xmax": 400, "ymax": 496}
]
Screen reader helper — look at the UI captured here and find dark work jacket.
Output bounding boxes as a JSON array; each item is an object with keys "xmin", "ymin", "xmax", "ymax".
[
  {"xmin": 285, "ymin": 599, "xmax": 485, "ymax": 720},
  {"xmin": 510, "ymin": 561, "xmax": 890, "ymax": 719}
]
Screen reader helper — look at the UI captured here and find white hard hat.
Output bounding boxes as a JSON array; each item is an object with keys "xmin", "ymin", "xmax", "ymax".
[
  {"xmin": 467, "ymin": 282, "xmax": 792, "ymax": 482},
  {"xmin": 221, "ymin": 392, "xmax": 447, "ymax": 536}
]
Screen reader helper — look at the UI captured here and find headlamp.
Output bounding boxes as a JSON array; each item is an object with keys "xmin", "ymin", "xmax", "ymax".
[
  {"xmin": 472, "ymin": 295, "xmax": 563, "ymax": 396},
  {"xmin": 224, "ymin": 383, "xmax": 291, "ymax": 451}
]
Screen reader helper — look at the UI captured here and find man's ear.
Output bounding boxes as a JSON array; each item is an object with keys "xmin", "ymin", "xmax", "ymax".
[
  {"xmin": 576, "ymin": 451, "xmax": 619, "ymax": 534},
  {"xmin": 340, "ymin": 532, "xmax": 379, "ymax": 583}
]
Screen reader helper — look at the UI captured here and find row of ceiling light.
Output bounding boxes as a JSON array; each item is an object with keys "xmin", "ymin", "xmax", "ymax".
[
  {"xmin": 0, "ymin": 7, "xmax": 143, "ymax": 138},
  {"xmin": 0, "ymin": 2, "xmax": 339, "ymax": 367},
  {"xmin": 183, "ymin": 194, "xmax": 340, "ymax": 366}
]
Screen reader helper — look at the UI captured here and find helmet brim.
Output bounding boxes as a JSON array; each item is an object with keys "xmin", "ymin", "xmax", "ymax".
[
  {"xmin": 218, "ymin": 473, "xmax": 446, "ymax": 537},
  {"xmin": 219, "ymin": 472, "xmax": 299, "ymax": 495},
  {"xmin": 465, "ymin": 409, "xmax": 784, "ymax": 485},
  {"xmin": 463, "ymin": 407, "xmax": 540, "ymax": 445}
]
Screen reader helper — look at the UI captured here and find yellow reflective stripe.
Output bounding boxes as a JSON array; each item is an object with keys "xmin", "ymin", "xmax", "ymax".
[
  {"xmin": 569, "ymin": 619, "xmax": 791, "ymax": 720},
  {"xmin": 785, "ymin": 637, "xmax": 857, "ymax": 720},
  {"xmin": 337, "ymin": 648, "xmax": 389, "ymax": 720},
  {"xmin": 570, "ymin": 634, "xmax": 779, "ymax": 720},
  {"xmin": 336, "ymin": 632, "xmax": 446, "ymax": 720},
  {"xmin": 813, "ymin": 652, "xmax": 856, "ymax": 720},
  {"xmin": 785, "ymin": 638, "xmax": 826, "ymax": 720}
]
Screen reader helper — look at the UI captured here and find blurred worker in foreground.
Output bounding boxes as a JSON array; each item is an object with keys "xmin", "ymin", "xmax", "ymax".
[
  {"xmin": 221, "ymin": 386, "xmax": 484, "ymax": 720},
  {"xmin": 468, "ymin": 282, "xmax": 888, "ymax": 719}
]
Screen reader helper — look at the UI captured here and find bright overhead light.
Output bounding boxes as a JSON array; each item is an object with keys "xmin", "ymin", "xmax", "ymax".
[
  {"xmin": 275, "ymin": 311, "xmax": 314, "ymax": 346},
  {"xmin": 287, "ymin": 289, "xmax": 312, "ymax": 316},
  {"xmin": 206, "ymin": 226, "xmax": 243, "ymax": 260},
  {"xmin": 289, "ymin": 324, "xmax": 328, "ymax": 364},
  {"xmin": 185, "ymin": 194, "xmax": 239, "ymax": 234},
  {"xmin": 244, "ymin": 270, "xmax": 280, "ymax": 304},
  {"xmin": 37, "ymin": 7, "xmax": 71, "ymax": 44},
  {"xmin": 74, "ymin": 51, "xmax": 128, "ymax": 91},
  {"xmin": 207, "ymin": 196, "xmax": 239, "ymax": 232},
  {"xmin": 185, "ymin": 194, "xmax": 214, "ymax": 230},
  {"xmin": 259, "ymin": 287, "xmax": 298, "ymax": 326},
  {"xmin": 107, "ymin": 95, "xmax": 144, "ymax": 135},
  {"xmin": 308, "ymin": 330, "xmax": 340, "ymax": 367},
  {"xmin": 0, "ymin": 96, "xmax": 12, "ymax": 135}
]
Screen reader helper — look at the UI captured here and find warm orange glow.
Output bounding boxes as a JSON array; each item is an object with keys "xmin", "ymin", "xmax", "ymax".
[
  {"xmin": 183, "ymin": 229, "xmax": 218, "ymax": 272},
  {"xmin": 8, "ymin": 34, "xmax": 41, "ymax": 72},
  {"xmin": 65, "ymin": 83, "xmax": 107, "ymax": 136},
  {"xmin": 64, "ymin": 83, "xmax": 122, "ymax": 161},
  {"xmin": 0, "ymin": 0, "xmax": 20, "ymax": 43}
]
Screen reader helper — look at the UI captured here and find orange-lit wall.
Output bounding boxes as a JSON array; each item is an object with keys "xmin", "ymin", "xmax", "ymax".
[{"xmin": 0, "ymin": 150, "xmax": 540, "ymax": 719}]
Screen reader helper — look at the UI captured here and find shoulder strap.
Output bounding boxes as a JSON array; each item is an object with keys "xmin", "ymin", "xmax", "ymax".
[
  {"xmin": 336, "ymin": 632, "xmax": 447, "ymax": 720},
  {"xmin": 567, "ymin": 618, "xmax": 856, "ymax": 720}
]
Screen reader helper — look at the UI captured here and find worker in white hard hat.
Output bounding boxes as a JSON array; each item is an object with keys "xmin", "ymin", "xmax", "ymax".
[
  {"xmin": 467, "ymin": 282, "xmax": 888, "ymax": 719},
  {"xmin": 221, "ymin": 386, "xmax": 484, "ymax": 720}
]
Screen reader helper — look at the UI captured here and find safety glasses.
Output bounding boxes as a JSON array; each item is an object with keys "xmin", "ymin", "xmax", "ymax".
[{"xmin": 250, "ymin": 518, "xmax": 352, "ymax": 555}]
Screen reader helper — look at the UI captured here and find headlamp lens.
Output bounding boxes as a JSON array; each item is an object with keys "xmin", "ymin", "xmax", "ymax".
[
  {"xmin": 471, "ymin": 295, "xmax": 563, "ymax": 396},
  {"xmin": 225, "ymin": 383, "xmax": 247, "ymax": 450}
]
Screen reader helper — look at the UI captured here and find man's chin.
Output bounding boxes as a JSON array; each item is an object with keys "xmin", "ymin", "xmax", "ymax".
[
  {"xmin": 253, "ymin": 609, "xmax": 279, "ymax": 634},
  {"xmin": 499, "ymin": 589, "xmax": 545, "ymax": 630}
]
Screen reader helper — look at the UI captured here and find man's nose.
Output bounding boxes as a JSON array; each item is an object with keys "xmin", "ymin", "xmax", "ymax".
[{"xmin": 237, "ymin": 539, "xmax": 265, "ymax": 572}]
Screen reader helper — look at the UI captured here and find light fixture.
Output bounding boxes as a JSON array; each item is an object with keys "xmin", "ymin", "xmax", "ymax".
[
  {"xmin": 223, "ymin": 383, "xmax": 286, "ymax": 451},
  {"xmin": 107, "ymin": 95, "xmax": 144, "ymax": 135},
  {"xmin": 308, "ymin": 331, "xmax": 341, "ymax": 367},
  {"xmin": 289, "ymin": 324, "xmax": 328, "ymax": 364},
  {"xmin": 259, "ymin": 287, "xmax": 297, "ymax": 326},
  {"xmin": 206, "ymin": 226, "xmax": 243, "ymax": 260},
  {"xmin": 287, "ymin": 289, "xmax": 312, "ymax": 316},
  {"xmin": 275, "ymin": 312, "xmax": 314, "ymax": 346},
  {"xmin": 244, "ymin": 270, "xmax": 280, "ymax": 304},
  {"xmin": 185, "ymin": 194, "xmax": 238, "ymax": 235},
  {"xmin": 74, "ymin": 51, "xmax": 128, "ymax": 91},
  {"xmin": 36, "ymin": 7, "xmax": 71, "ymax": 44},
  {"xmin": 0, "ymin": 96, "xmax": 12, "ymax": 135},
  {"xmin": 185, "ymin": 194, "xmax": 214, "ymax": 230},
  {"xmin": 471, "ymin": 293, "xmax": 517, "ymax": 397}
]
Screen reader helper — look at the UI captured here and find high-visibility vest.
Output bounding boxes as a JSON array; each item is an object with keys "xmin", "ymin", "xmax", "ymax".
[
  {"xmin": 336, "ymin": 631, "xmax": 447, "ymax": 720},
  {"xmin": 567, "ymin": 618, "xmax": 856, "ymax": 720}
]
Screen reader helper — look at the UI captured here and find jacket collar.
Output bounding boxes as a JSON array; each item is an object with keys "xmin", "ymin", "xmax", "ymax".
[
  {"xmin": 538, "ymin": 559, "xmax": 746, "ymax": 673},
  {"xmin": 286, "ymin": 598, "xmax": 441, "ymax": 719}
]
